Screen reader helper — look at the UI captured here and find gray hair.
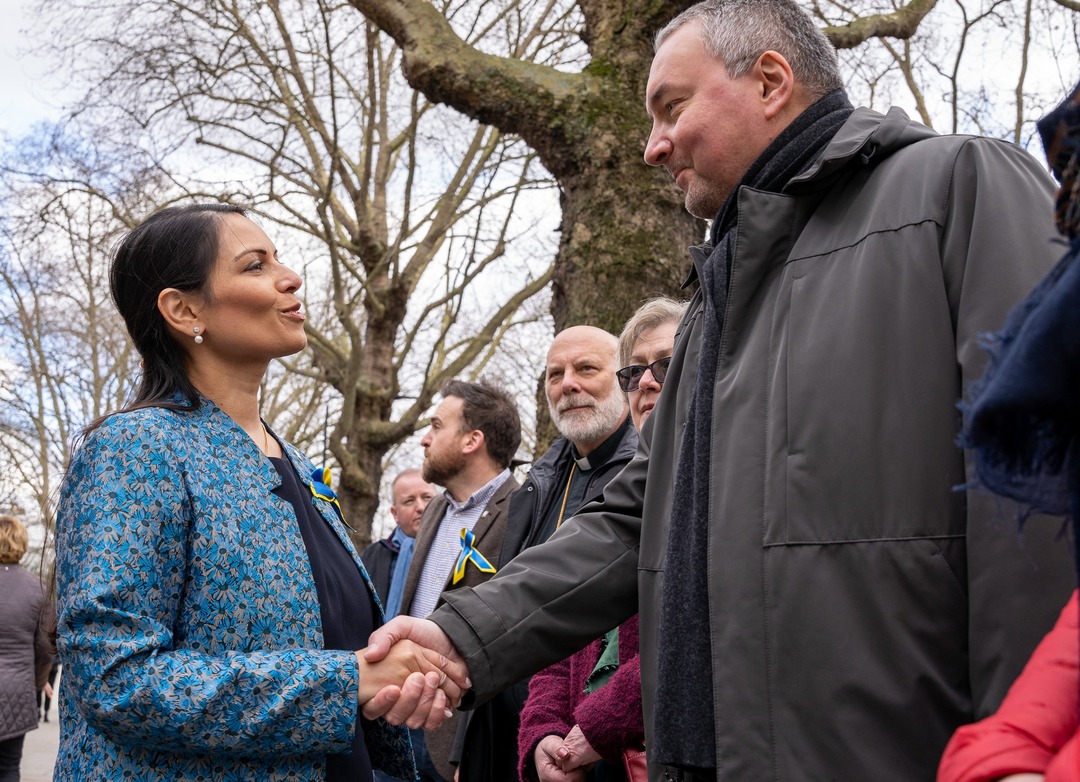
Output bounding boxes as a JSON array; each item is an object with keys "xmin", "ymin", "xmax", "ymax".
[
  {"xmin": 655, "ymin": 0, "xmax": 843, "ymax": 101},
  {"xmin": 618, "ymin": 297, "xmax": 689, "ymax": 368}
]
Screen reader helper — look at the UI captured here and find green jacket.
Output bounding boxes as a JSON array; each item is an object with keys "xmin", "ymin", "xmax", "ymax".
[{"xmin": 435, "ymin": 106, "xmax": 1077, "ymax": 781}]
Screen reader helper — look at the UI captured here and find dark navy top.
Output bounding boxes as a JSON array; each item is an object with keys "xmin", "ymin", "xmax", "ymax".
[{"xmin": 271, "ymin": 457, "xmax": 376, "ymax": 782}]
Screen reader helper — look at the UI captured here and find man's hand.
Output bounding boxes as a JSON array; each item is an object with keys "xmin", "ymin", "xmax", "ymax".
[
  {"xmin": 534, "ymin": 735, "xmax": 587, "ymax": 782},
  {"xmin": 554, "ymin": 724, "xmax": 602, "ymax": 771},
  {"xmin": 356, "ymin": 639, "xmax": 463, "ymax": 729},
  {"xmin": 362, "ymin": 616, "xmax": 470, "ymax": 728}
]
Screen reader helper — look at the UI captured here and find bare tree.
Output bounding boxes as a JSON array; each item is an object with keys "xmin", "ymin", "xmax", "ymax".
[
  {"xmin": 29, "ymin": 0, "xmax": 558, "ymax": 544},
  {"xmin": 347, "ymin": 0, "xmax": 703, "ymax": 335},
  {"xmin": 348, "ymin": 0, "xmax": 1077, "ymax": 336},
  {"xmin": 0, "ymin": 132, "xmax": 153, "ymax": 564},
  {"xmin": 12, "ymin": 0, "xmax": 1078, "ymax": 542},
  {"xmin": 830, "ymin": 0, "xmax": 1079, "ymax": 143}
]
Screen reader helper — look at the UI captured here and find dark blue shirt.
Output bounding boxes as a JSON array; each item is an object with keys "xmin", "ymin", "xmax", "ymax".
[{"xmin": 271, "ymin": 457, "xmax": 376, "ymax": 782}]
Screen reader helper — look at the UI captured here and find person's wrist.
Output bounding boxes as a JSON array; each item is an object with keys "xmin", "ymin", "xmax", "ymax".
[{"xmin": 353, "ymin": 650, "xmax": 372, "ymax": 703}]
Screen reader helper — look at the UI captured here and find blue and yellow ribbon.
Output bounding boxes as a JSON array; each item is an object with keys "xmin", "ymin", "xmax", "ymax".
[
  {"xmin": 308, "ymin": 466, "xmax": 353, "ymax": 531},
  {"xmin": 452, "ymin": 528, "xmax": 496, "ymax": 584}
]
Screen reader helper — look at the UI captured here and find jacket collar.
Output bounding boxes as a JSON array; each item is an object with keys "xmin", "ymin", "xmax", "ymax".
[
  {"xmin": 788, "ymin": 105, "xmax": 937, "ymax": 191},
  {"xmin": 682, "ymin": 106, "xmax": 938, "ymax": 289},
  {"xmin": 170, "ymin": 397, "xmax": 372, "ymax": 598}
]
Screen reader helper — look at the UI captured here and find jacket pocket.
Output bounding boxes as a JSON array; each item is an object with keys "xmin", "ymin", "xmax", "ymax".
[{"xmin": 773, "ymin": 241, "xmax": 963, "ymax": 545}]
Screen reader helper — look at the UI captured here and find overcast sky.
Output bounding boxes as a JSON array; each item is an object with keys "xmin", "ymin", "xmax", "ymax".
[
  {"xmin": 0, "ymin": 0, "xmax": 66, "ymax": 137},
  {"xmin": 2, "ymin": 0, "xmax": 1076, "ymax": 143}
]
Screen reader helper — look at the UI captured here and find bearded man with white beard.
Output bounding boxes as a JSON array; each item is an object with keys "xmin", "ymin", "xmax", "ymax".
[{"xmin": 449, "ymin": 325, "xmax": 639, "ymax": 782}]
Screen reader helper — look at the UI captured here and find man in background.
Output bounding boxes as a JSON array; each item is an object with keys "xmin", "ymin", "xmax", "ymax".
[
  {"xmin": 397, "ymin": 380, "xmax": 521, "ymax": 782},
  {"xmin": 454, "ymin": 325, "xmax": 638, "ymax": 782},
  {"xmin": 361, "ymin": 469, "xmax": 436, "ymax": 619}
]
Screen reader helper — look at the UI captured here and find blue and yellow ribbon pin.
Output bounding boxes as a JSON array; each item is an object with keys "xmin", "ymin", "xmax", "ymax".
[
  {"xmin": 309, "ymin": 466, "xmax": 353, "ymax": 531},
  {"xmin": 452, "ymin": 528, "xmax": 496, "ymax": 584}
]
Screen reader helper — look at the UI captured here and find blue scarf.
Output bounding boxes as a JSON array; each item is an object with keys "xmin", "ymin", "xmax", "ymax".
[
  {"xmin": 383, "ymin": 527, "xmax": 415, "ymax": 620},
  {"xmin": 960, "ymin": 81, "xmax": 1080, "ymax": 573}
]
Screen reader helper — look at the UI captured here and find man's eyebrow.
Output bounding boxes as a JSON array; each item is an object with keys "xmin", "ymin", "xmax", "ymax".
[{"xmin": 646, "ymin": 82, "xmax": 670, "ymax": 110}]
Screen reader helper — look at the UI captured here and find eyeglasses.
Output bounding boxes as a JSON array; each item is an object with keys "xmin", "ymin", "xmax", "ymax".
[{"xmin": 616, "ymin": 356, "xmax": 672, "ymax": 393}]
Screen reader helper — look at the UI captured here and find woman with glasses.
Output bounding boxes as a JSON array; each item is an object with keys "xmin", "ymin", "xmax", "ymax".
[
  {"xmin": 517, "ymin": 297, "xmax": 686, "ymax": 782},
  {"xmin": 615, "ymin": 298, "xmax": 686, "ymax": 432}
]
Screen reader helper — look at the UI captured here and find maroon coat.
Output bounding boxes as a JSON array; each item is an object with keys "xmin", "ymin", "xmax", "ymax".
[{"xmin": 518, "ymin": 614, "xmax": 644, "ymax": 782}]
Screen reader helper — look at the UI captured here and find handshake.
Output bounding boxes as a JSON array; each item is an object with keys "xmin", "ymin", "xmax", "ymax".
[{"xmin": 354, "ymin": 616, "xmax": 469, "ymax": 729}]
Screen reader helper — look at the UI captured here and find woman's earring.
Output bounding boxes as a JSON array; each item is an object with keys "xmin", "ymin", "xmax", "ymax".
[{"xmin": 193, "ymin": 326, "xmax": 204, "ymax": 345}]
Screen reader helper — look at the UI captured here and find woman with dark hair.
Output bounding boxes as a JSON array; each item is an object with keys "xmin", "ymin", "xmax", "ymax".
[{"xmin": 54, "ymin": 205, "xmax": 462, "ymax": 781}]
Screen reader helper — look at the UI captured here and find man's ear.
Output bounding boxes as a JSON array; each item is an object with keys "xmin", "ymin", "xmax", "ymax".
[
  {"xmin": 157, "ymin": 288, "xmax": 201, "ymax": 335},
  {"xmin": 754, "ymin": 50, "xmax": 796, "ymax": 120},
  {"xmin": 460, "ymin": 429, "xmax": 485, "ymax": 457}
]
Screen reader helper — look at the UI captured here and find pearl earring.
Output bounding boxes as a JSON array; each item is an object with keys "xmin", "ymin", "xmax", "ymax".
[{"xmin": 193, "ymin": 326, "xmax": 203, "ymax": 345}]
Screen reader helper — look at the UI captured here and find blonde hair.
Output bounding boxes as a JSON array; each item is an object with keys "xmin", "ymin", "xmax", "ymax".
[
  {"xmin": 618, "ymin": 297, "xmax": 689, "ymax": 368},
  {"xmin": 0, "ymin": 515, "xmax": 29, "ymax": 564}
]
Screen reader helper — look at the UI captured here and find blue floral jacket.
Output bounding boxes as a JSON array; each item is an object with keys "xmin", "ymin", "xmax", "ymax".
[{"xmin": 54, "ymin": 400, "xmax": 415, "ymax": 781}]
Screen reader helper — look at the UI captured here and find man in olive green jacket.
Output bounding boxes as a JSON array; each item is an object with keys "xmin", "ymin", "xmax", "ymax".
[{"xmin": 366, "ymin": 2, "xmax": 1075, "ymax": 780}]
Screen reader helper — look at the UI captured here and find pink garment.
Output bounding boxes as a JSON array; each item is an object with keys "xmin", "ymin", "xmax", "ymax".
[
  {"xmin": 938, "ymin": 590, "xmax": 1080, "ymax": 782},
  {"xmin": 518, "ymin": 614, "xmax": 644, "ymax": 782}
]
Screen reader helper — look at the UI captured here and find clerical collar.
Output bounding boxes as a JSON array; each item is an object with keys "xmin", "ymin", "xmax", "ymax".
[{"xmin": 570, "ymin": 413, "xmax": 632, "ymax": 472}]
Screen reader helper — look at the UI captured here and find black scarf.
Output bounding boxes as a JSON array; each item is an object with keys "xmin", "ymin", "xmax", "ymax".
[{"xmin": 653, "ymin": 90, "xmax": 854, "ymax": 770}]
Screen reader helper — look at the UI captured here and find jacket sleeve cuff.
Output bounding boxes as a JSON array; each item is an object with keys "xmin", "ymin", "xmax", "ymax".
[{"xmin": 430, "ymin": 598, "xmax": 496, "ymax": 709}]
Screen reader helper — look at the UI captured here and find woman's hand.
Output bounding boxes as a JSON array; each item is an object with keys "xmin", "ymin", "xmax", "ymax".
[
  {"xmin": 534, "ymin": 735, "xmax": 587, "ymax": 782},
  {"xmin": 554, "ymin": 724, "xmax": 602, "ymax": 772},
  {"xmin": 355, "ymin": 639, "xmax": 462, "ymax": 729},
  {"xmin": 361, "ymin": 615, "xmax": 471, "ymax": 728}
]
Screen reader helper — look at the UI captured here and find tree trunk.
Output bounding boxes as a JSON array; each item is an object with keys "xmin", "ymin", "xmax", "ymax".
[
  {"xmin": 337, "ymin": 277, "xmax": 405, "ymax": 549},
  {"xmin": 348, "ymin": 0, "xmax": 699, "ymax": 340},
  {"xmin": 553, "ymin": 147, "xmax": 703, "ymax": 332}
]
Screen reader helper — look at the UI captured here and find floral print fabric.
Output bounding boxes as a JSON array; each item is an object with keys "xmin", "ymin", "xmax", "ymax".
[{"xmin": 54, "ymin": 400, "xmax": 414, "ymax": 781}]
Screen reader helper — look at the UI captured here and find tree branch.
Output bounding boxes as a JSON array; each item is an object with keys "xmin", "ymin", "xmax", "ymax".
[
  {"xmin": 824, "ymin": 0, "xmax": 940, "ymax": 49},
  {"xmin": 348, "ymin": 0, "xmax": 601, "ymax": 167}
]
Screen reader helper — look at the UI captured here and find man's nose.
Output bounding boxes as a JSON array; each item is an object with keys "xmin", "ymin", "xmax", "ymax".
[{"xmin": 644, "ymin": 129, "xmax": 671, "ymax": 166}]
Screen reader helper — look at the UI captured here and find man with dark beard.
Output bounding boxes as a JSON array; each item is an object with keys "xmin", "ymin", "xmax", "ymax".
[
  {"xmin": 452, "ymin": 325, "xmax": 637, "ymax": 782},
  {"xmin": 395, "ymin": 379, "xmax": 521, "ymax": 782}
]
